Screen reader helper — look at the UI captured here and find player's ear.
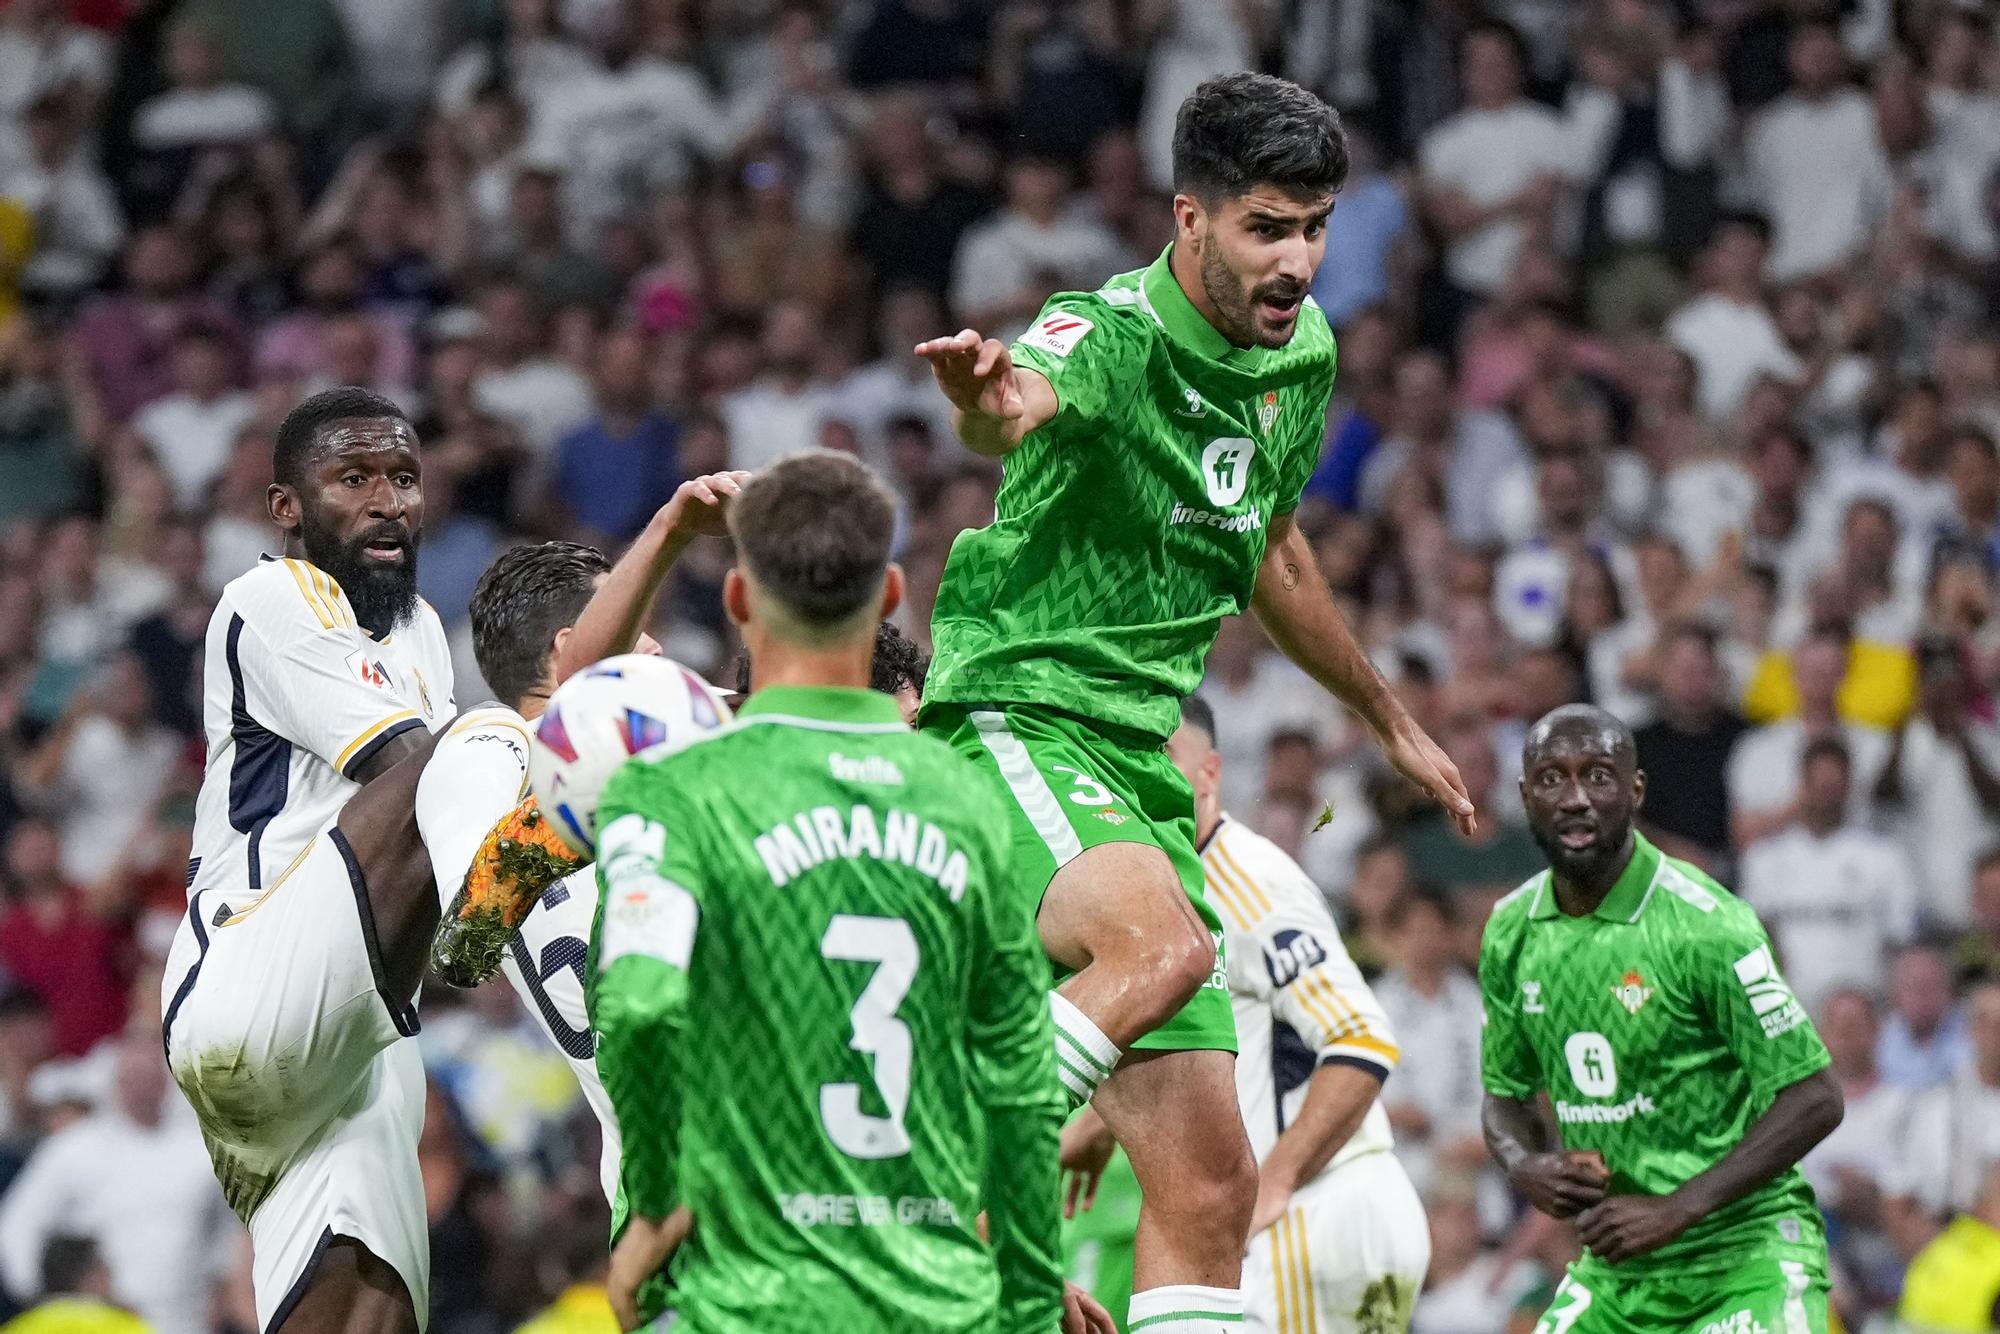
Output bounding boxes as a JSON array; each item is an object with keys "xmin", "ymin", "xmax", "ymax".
[
  {"xmin": 1631, "ymin": 769, "xmax": 1647, "ymax": 812},
  {"xmin": 722, "ymin": 567, "xmax": 750, "ymax": 628},
  {"xmin": 879, "ymin": 564, "xmax": 905, "ymax": 621},
  {"xmin": 267, "ymin": 482, "xmax": 300, "ymax": 533},
  {"xmin": 1171, "ymin": 192, "xmax": 1204, "ymax": 247}
]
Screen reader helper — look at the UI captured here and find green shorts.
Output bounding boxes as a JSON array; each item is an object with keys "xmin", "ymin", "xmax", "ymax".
[
  {"xmin": 1534, "ymin": 1249, "xmax": 1829, "ymax": 1334},
  {"xmin": 921, "ymin": 702, "xmax": 1235, "ymax": 1054}
]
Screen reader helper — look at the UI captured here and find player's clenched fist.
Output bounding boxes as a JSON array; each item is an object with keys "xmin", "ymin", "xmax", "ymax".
[
  {"xmin": 1507, "ymin": 1148, "xmax": 1610, "ymax": 1220},
  {"xmin": 915, "ymin": 328, "xmax": 1026, "ymax": 421}
]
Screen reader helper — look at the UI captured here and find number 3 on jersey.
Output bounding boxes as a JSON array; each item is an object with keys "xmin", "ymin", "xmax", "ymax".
[{"xmin": 820, "ymin": 914, "xmax": 918, "ymax": 1159}]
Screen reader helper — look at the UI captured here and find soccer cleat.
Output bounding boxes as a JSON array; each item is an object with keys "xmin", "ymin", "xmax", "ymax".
[{"xmin": 433, "ymin": 796, "xmax": 587, "ymax": 987}]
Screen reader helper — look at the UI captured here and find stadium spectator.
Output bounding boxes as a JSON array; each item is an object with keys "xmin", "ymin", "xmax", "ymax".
[
  {"xmin": 1879, "ymin": 943, "xmax": 1971, "ymax": 1090},
  {"xmin": 1877, "ymin": 634, "xmax": 2000, "ymax": 925},
  {"xmin": 1374, "ymin": 889, "xmax": 1486, "ymax": 1202},
  {"xmin": 948, "ymin": 152, "xmax": 1123, "ymax": 338},
  {"xmin": 0, "ymin": 1234, "xmax": 150, "ymax": 1333},
  {"xmin": 1884, "ymin": 984, "xmax": 2000, "ymax": 1260},
  {"xmin": 1408, "ymin": 1169, "xmax": 1543, "ymax": 1334},
  {"xmin": 1744, "ymin": 21, "xmax": 1891, "ymax": 284},
  {"xmin": 1802, "ymin": 989, "xmax": 1911, "ymax": 1313},
  {"xmin": 69, "ymin": 228, "xmax": 239, "ymax": 423},
  {"xmin": 553, "ymin": 326, "xmax": 679, "ymax": 548},
  {"xmin": 1958, "ymin": 849, "xmax": 2000, "ymax": 989},
  {"xmin": 0, "ymin": 821, "xmax": 129, "ymax": 1059},
  {"xmin": 1730, "ymin": 623, "xmax": 1890, "ymax": 849},
  {"xmin": 129, "ymin": 322, "xmax": 252, "ymax": 511},
  {"xmin": 0, "ymin": 1030, "xmax": 228, "ymax": 1334},
  {"xmin": 1632, "ymin": 622, "xmax": 1745, "ymax": 870},
  {"xmin": 1897, "ymin": 1162, "xmax": 2000, "ymax": 1334},
  {"xmin": 1739, "ymin": 738, "xmax": 1918, "ymax": 1015},
  {"xmin": 1417, "ymin": 21, "xmax": 1597, "ymax": 314}
]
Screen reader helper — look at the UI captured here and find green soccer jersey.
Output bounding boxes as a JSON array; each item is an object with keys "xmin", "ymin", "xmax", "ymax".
[
  {"xmin": 1478, "ymin": 834, "xmax": 1832, "ymax": 1276},
  {"xmin": 587, "ymin": 685, "xmax": 1067, "ymax": 1334},
  {"xmin": 924, "ymin": 247, "xmax": 1339, "ymax": 740}
]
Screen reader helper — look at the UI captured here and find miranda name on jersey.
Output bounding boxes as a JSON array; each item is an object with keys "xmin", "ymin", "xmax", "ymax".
[{"xmin": 754, "ymin": 804, "xmax": 970, "ymax": 900}]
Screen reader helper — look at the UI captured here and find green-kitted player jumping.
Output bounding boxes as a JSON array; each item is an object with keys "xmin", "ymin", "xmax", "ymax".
[
  {"xmin": 1480, "ymin": 704, "xmax": 1846, "ymax": 1333},
  {"xmin": 586, "ymin": 453, "xmax": 1104, "ymax": 1334},
  {"xmin": 914, "ymin": 72, "xmax": 1473, "ymax": 1333}
]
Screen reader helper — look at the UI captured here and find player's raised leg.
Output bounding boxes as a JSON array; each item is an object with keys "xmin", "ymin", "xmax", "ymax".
[{"xmin": 915, "ymin": 74, "xmax": 1473, "ymax": 1333}]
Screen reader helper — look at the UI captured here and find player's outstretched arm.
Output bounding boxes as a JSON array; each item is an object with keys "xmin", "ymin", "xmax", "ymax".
[
  {"xmin": 554, "ymin": 470, "xmax": 752, "ymax": 683},
  {"xmin": 1481, "ymin": 1092, "xmax": 1611, "ymax": 1220},
  {"xmin": 914, "ymin": 329, "xmax": 1057, "ymax": 457},
  {"xmin": 1251, "ymin": 515, "xmax": 1476, "ymax": 832},
  {"xmin": 1576, "ymin": 1068, "xmax": 1843, "ymax": 1263}
]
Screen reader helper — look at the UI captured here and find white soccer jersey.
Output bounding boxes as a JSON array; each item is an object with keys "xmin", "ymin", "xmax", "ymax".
[
  {"xmin": 1201, "ymin": 814, "xmax": 1399, "ymax": 1179},
  {"xmin": 413, "ymin": 705, "xmax": 620, "ymax": 1204},
  {"xmin": 188, "ymin": 557, "xmax": 453, "ymax": 909}
]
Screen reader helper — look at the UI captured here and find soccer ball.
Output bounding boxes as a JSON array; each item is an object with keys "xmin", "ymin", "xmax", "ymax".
[{"xmin": 528, "ymin": 654, "xmax": 733, "ymax": 857}]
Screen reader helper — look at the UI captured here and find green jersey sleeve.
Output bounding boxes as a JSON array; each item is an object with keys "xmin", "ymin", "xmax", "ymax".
[
  {"xmin": 962, "ymin": 819, "xmax": 1065, "ymax": 1333},
  {"xmin": 1478, "ymin": 896, "xmax": 1541, "ymax": 1100},
  {"xmin": 1009, "ymin": 293, "xmax": 1149, "ymax": 433},
  {"xmin": 1685, "ymin": 904, "xmax": 1832, "ymax": 1103},
  {"xmin": 588, "ymin": 763, "xmax": 707, "ymax": 1221}
]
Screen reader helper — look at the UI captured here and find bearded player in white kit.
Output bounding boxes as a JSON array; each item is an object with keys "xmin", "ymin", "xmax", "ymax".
[
  {"xmin": 164, "ymin": 388, "xmax": 458, "ymax": 1333},
  {"xmin": 165, "ymin": 380, "xmax": 750, "ymax": 1332}
]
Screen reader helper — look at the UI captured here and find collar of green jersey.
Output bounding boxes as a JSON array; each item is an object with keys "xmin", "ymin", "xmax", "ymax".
[
  {"xmin": 1140, "ymin": 247, "xmax": 1273, "ymax": 372},
  {"xmin": 1528, "ymin": 832, "xmax": 1662, "ymax": 922},
  {"xmin": 735, "ymin": 684, "xmax": 906, "ymax": 730}
]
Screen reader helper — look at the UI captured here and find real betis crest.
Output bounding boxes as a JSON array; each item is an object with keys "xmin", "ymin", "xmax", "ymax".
[
  {"xmin": 1258, "ymin": 390, "xmax": 1280, "ymax": 435},
  {"xmin": 1612, "ymin": 970, "xmax": 1653, "ymax": 1016}
]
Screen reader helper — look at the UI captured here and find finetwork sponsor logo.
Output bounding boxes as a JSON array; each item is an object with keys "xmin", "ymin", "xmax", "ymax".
[
  {"xmin": 1734, "ymin": 945, "xmax": 1809, "ymax": 1038},
  {"xmin": 1170, "ymin": 501, "xmax": 1264, "ymax": 532},
  {"xmin": 1554, "ymin": 1091, "xmax": 1657, "ymax": 1124}
]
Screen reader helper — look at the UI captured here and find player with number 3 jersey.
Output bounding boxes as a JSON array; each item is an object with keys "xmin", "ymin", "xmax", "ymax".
[
  {"xmin": 1480, "ymin": 706, "xmax": 1845, "ymax": 1334},
  {"xmin": 588, "ymin": 455, "xmax": 1084, "ymax": 1334}
]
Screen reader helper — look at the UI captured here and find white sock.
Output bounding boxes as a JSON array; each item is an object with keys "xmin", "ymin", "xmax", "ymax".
[
  {"xmin": 1049, "ymin": 991, "xmax": 1119, "ymax": 1109},
  {"xmin": 1128, "ymin": 1284, "xmax": 1244, "ymax": 1332}
]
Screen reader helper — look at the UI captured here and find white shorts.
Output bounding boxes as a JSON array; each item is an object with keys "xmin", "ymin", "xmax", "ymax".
[
  {"xmin": 1245, "ymin": 1151, "xmax": 1431, "ymax": 1334},
  {"xmin": 162, "ymin": 827, "xmax": 430, "ymax": 1330}
]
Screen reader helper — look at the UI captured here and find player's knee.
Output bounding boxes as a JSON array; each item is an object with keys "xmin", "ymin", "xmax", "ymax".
[{"xmin": 1127, "ymin": 918, "xmax": 1217, "ymax": 1029}]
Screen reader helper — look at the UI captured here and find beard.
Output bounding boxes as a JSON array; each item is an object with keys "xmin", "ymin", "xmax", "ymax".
[
  {"xmin": 1528, "ymin": 809, "xmax": 1634, "ymax": 886},
  {"xmin": 299, "ymin": 507, "xmax": 420, "ymax": 637},
  {"xmin": 1197, "ymin": 242, "xmax": 1308, "ymax": 350}
]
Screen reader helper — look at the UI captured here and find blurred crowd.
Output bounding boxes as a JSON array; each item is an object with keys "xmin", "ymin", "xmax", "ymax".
[{"xmin": 4, "ymin": 0, "xmax": 2000, "ymax": 1330}]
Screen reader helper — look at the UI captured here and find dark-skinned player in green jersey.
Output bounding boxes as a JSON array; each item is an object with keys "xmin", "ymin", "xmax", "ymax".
[
  {"xmin": 1482, "ymin": 705, "xmax": 1846, "ymax": 1333},
  {"xmin": 914, "ymin": 73, "xmax": 1474, "ymax": 1332}
]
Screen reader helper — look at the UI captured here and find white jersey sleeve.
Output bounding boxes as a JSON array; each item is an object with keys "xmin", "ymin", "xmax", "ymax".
[
  {"xmin": 412, "ymin": 705, "xmax": 536, "ymax": 910},
  {"xmin": 1208, "ymin": 819, "xmax": 1401, "ymax": 1079},
  {"xmin": 221, "ymin": 558, "xmax": 426, "ymax": 777}
]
